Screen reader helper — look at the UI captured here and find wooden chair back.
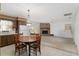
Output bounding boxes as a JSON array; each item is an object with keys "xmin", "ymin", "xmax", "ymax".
[
  {"xmin": 14, "ymin": 34, "xmax": 23, "ymax": 46},
  {"xmin": 35, "ymin": 34, "xmax": 41, "ymax": 46}
]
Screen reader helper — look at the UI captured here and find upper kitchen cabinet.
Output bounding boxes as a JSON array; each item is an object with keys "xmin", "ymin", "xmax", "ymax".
[
  {"xmin": 0, "ymin": 14, "xmax": 27, "ymax": 28},
  {"xmin": 0, "ymin": 14, "xmax": 16, "ymax": 32},
  {"xmin": 0, "ymin": 14, "xmax": 27, "ymax": 33},
  {"xmin": 0, "ymin": 14, "xmax": 16, "ymax": 21},
  {"xmin": 15, "ymin": 17, "xmax": 27, "ymax": 33},
  {"xmin": 0, "ymin": 14, "xmax": 27, "ymax": 25},
  {"xmin": 17, "ymin": 17, "xmax": 27, "ymax": 25}
]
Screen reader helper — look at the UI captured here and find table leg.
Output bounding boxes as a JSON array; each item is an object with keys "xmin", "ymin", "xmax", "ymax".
[
  {"xmin": 29, "ymin": 44, "xmax": 31, "ymax": 56},
  {"xmin": 26, "ymin": 44, "xmax": 27, "ymax": 56}
]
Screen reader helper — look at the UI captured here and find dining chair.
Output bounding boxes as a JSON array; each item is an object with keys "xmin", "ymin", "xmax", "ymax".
[
  {"xmin": 14, "ymin": 34, "xmax": 26, "ymax": 56},
  {"xmin": 30, "ymin": 34, "xmax": 41, "ymax": 55}
]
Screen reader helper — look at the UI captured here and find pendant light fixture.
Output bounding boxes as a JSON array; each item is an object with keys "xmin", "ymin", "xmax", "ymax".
[{"xmin": 27, "ymin": 9, "xmax": 32, "ymax": 26}]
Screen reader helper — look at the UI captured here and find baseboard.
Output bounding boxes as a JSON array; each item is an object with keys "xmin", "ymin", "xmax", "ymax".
[{"xmin": 76, "ymin": 47, "xmax": 79, "ymax": 55}]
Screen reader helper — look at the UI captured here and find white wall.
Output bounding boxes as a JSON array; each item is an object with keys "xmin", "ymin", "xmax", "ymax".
[
  {"xmin": 74, "ymin": 8, "xmax": 79, "ymax": 49},
  {"xmin": 50, "ymin": 20, "xmax": 73, "ymax": 38}
]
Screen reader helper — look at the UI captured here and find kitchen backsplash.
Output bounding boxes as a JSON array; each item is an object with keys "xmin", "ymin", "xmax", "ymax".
[{"xmin": 0, "ymin": 20, "xmax": 13, "ymax": 32}]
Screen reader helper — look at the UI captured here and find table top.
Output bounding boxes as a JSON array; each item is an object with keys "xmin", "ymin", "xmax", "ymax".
[{"xmin": 19, "ymin": 35, "xmax": 37, "ymax": 43}]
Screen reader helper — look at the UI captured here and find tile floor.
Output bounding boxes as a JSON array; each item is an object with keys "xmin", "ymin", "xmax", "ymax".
[
  {"xmin": 41, "ymin": 36, "xmax": 78, "ymax": 56},
  {"xmin": 21, "ymin": 36, "xmax": 78, "ymax": 56}
]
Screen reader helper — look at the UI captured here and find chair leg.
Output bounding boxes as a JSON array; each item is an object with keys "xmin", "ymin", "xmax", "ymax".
[
  {"xmin": 39, "ymin": 47, "xmax": 41, "ymax": 54},
  {"xmin": 33, "ymin": 48, "xmax": 37, "ymax": 56},
  {"xmin": 15, "ymin": 48, "xmax": 20, "ymax": 56},
  {"xmin": 18, "ymin": 49, "xmax": 20, "ymax": 56},
  {"xmin": 35, "ymin": 47, "xmax": 38, "ymax": 56},
  {"xmin": 32, "ymin": 48, "xmax": 37, "ymax": 56},
  {"xmin": 25, "ymin": 46, "xmax": 27, "ymax": 55}
]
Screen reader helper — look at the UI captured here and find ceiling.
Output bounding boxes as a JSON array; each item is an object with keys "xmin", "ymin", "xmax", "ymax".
[{"xmin": 1, "ymin": 3, "xmax": 79, "ymax": 22}]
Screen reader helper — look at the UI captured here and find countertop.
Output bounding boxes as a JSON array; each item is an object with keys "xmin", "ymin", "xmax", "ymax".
[{"xmin": 0, "ymin": 32, "xmax": 17, "ymax": 36}]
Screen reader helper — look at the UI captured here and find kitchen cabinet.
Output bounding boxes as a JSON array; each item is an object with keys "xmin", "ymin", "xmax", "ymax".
[
  {"xmin": 1, "ymin": 36, "xmax": 8, "ymax": 46},
  {"xmin": 0, "ymin": 14, "xmax": 27, "ymax": 30},
  {"xmin": 7, "ymin": 35, "xmax": 15, "ymax": 45},
  {"xmin": 0, "ymin": 14, "xmax": 27, "ymax": 56},
  {"xmin": 17, "ymin": 17, "xmax": 27, "ymax": 25},
  {"xmin": 0, "ymin": 34, "xmax": 17, "ymax": 47}
]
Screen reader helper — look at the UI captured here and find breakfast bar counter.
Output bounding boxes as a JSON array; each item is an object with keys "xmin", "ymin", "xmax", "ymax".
[
  {"xmin": 0, "ymin": 33, "xmax": 17, "ymax": 47},
  {"xmin": 0, "ymin": 32, "xmax": 17, "ymax": 36},
  {"xmin": 0, "ymin": 33, "xmax": 17, "ymax": 56}
]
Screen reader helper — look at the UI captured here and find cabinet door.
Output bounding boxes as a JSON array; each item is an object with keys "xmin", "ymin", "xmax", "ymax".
[
  {"xmin": 11, "ymin": 35, "xmax": 15, "ymax": 44},
  {"xmin": 19, "ymin": 21, "xmax": 26, "ymax": 25},
  {"xmin": 7, "ymin": 35, "xmax": 15, "ymax": 45},
  {"xmin": 0, "ymin": 37, "xmax": 1, "ymax": 47},
  {"xmin": 1, "ymin": 36, "xmax": 8, "ymax": 47}
]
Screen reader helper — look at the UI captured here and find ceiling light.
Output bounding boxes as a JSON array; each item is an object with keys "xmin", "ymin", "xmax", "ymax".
[{"xmin": 26, "ymin": 9, "xmax": 32, "ymax": 26}]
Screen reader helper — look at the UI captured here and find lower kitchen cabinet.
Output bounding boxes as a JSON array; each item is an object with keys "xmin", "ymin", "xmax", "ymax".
[
  {"xmin": 0, "ymin": 34, "xmax": 16, "ymax": 56},
  {"xmin": 0, "ymin": 34, "xmax": 15, "ymax": 47}
]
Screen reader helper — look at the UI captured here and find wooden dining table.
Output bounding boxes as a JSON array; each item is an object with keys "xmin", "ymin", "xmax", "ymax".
[{"xmin": 19, "ymin": 35, "xmax": 37, "ymax": 56}]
